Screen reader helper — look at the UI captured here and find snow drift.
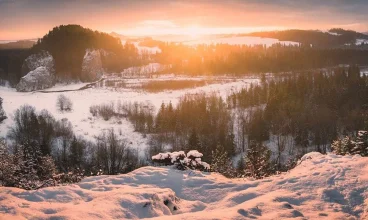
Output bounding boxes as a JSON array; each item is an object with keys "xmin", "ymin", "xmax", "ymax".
[{"xmin": 0, "ymin": 154, "xmax": 367, "ymax": 219}]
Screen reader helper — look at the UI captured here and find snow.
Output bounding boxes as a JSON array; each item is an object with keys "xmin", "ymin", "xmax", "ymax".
[
  {"xmin": 356, "ymin": 39, "xmax": 368, "ymax": 45},
  {"xmin": 121, "ymin": 41, "xmax": 162, "ymax": 54},
  {"xmin": 327, "ymin": 32, "xmax": 342, "ymax": 36},
  {"xmin": 0, "ymin": 152, "xmax": 367, "ymax": 219},
  {"xmin": 120, "ymin": 63, "xmax": 165, "ymax": 77},
  {"xmin": 152, "ymin": 151, "xmax": 186, "ymax": 163},
  {"xmin": 181, "ymin": 36, "xmax": 299, "ymax": 47},
  {"xmin": 187, "ymin": 150, "xmax": 203, "ymax": 158},
  {"xmin": 0, "ymin": 76, "xmax": 257, "ymax": 157},
  {"xmin": 123, "ymin": 36, "xmax": 299, "ymax": 53}
]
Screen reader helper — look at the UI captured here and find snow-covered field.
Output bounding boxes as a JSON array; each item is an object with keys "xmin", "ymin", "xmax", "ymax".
[
  {"xmin": 0, "ymin": 76, "xmax": 257, "ymax": 156},
  {"xmin": 0, "ymin": 152, "xmax": 367, "ymax": 219},
  {"xmin": 181, "ymin": 36, "xmax": 299, "ymax": 47}
]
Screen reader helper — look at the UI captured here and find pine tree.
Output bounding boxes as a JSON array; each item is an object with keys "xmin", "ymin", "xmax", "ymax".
[
  {"xmin": 332, "ymin": 136, "xmax": 355, "ymax": 156},
  {"xmin": 352, "ymin": 131, "xmax": 368, "ymax": 156},
  {"xmin": 69, "ymin": 136, "xmax": 85, "ymax": 169},
  {"xmin": 245, "ymin": 141, "xmax": 271, "ymax": 179},
  {"xmin": 236, "ymin": 155, "xmax": 246, "ymax": 177},
  {"xmin": 211, "ymin": 145, "xmax": 235, "ymax": 178},
  {"xmin": 187, "ymin": 129, "xmax": 201, "ymax": 151}
]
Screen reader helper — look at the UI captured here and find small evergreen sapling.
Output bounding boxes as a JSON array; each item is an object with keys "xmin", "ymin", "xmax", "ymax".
[{"xmin": 245, "ymin": 141, "xmax": 271, "ymax": 179}]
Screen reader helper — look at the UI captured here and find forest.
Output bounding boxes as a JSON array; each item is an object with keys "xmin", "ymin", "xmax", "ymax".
[
  {"xmin": 2, "ymin": 26, "xmax": 368, "ymax": 86},
  {"xmin": 246, "ymin": 28, "xmax": 368, "ymax": 48},
  {"xmin": 153, "ymin": 43, "xmax": 368, "ymax": 75}
]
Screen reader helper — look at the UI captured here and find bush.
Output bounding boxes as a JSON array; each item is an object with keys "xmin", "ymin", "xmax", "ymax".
[
  {"xmin": 0, "ymin": 97, "xmax": 6, "ymax": 123},
  {"xmin": 90, "ymin": 102, "xmax": 115, "ymax": 120},
  {"xmin": 90, "ymin": 105, "xmax": 99, "ymax": 117},
  {"xmin": 56, "ymin": 94, "xmax": 73, "ymax": 112},
  {"xmin": 152, "ymin": 150, "xmax": 210, "ymax": 171}
]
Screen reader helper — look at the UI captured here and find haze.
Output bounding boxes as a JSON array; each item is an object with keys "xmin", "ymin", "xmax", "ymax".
[{"xmin": 1, "ymin": 0, "xmax": 368, "ymax": 40}]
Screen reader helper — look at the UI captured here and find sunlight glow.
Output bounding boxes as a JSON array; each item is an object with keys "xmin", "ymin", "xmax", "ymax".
[{"xmin": 118, "ymin": 20, "xmax": 285, "ymax": 37}]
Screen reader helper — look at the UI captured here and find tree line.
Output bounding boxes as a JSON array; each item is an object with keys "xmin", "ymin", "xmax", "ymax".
[
  {"xmin": 153, "ymin": 43, "xmax": 368, "ymax": 75},
  {"xmin": 0, "ymin": 102, "xmax": 145, "ymax": 189}
]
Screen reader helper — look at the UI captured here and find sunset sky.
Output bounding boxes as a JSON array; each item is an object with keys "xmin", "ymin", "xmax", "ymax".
[{"xmin": 1, "ymin": 0, "xmax": 368, "ymax": 40}]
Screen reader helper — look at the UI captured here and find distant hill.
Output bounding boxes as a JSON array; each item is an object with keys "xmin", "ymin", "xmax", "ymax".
[
  {"xmin": 32, "ymin": 25, "xmax": 138, "ymax": 78},
  {"xmin": 0, "ymin": 40, "xmax": 35, "ymax": 50},
  {"xmin": 245, "ymin": 29, "xmax": 368, "ymax": 48},
  {"xmin": 110, "ymin": 32, "xmax": 129, "ymax": 40}
]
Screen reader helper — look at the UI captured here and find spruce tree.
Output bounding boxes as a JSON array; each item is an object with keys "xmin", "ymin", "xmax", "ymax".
[
  {"xmin": 352, "ymin": 131, "xmax": 368, "ymax": 156},
  {"xmin": 211, "ymin": 145, "xmax": 235, "ymax": 178},
  {"xmin": 245, "ymin": 141, "xmax": 271, "ymax": 179}
]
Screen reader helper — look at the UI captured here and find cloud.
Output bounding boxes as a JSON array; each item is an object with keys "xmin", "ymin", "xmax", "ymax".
[{"xmin": 1, "ymin": 0, "xmax": 368, "ymax": 39}]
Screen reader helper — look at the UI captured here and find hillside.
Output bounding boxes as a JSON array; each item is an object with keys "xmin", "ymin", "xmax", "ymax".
[
  {"xmin": 246, "ymin": 29, "xmax": 368, "ymax": 48},
  {"xmin": 0, "ymin": 152, "xmax": 367, "ymax": 219},
  {"xmin": 0, "ymin": 40, "xmax": 35, "ymax": 50},
  {"xmin": 32, "ymin": 25, "xmax": 138, "ymax": 79}
]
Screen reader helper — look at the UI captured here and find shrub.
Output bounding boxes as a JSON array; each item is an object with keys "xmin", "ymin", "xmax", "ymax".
[
  {"xmin": 56, "ymin": 94, "xmax": 73, "ymax": 112},
  {"xmin": 0, "ymin": 97, "xmax": 6, "ymax": 123},
  {"xmin": 89, "ymin": 102, "xmax": 115, "ymax": 120},
  {"xmin": 99, "ymin": 103, "xmax": 115, "ymax": 120},
  {"xmin": 89, "ymin": 105, "xmax": 99, "ymax": 117},
  {"xmin": 152, "ymin": 150, "xmax": 210, "ymax": 171}
]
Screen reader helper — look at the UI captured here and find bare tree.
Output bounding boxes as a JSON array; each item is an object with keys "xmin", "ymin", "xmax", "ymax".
[{"xmin": 56, "ymin": 94, "xmax": 73, "ymax": 112}]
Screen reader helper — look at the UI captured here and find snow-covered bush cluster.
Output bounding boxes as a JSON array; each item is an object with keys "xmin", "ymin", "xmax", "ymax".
[
  {"xmin": 152, "ymin": 150, "xmax": 210, "ymax": 171},
  {"xmin": 332, "ymin": 131, "xmax": 368, "ymax": 156}
]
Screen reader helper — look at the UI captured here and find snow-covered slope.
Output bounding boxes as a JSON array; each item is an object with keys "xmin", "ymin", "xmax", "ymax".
[
  {"xmin": 0, "ymin": 77, "xmax": 256, "ymax": 157},
  {"xmin": 0, "ymin": 152, "xmax": 367, "ymax": 219}
]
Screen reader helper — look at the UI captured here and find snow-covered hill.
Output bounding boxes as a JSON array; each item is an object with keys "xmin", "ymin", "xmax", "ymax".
[{"xmin": 0, "ymin": 152, "xmax": 367, "ymax": 219}]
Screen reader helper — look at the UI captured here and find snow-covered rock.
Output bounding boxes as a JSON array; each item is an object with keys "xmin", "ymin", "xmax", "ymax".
[
  {"xmin": 16, "ymin": 51, "xmax": 55, "ymax": 92},
  {"xmin": 0, "ymin": 152, "xmax": 367, "ymax": 219},
  {"xmin": 16, "ymin": 67, "xmax": 55, "ymax": 92},
  {"xmin": 21, "ymin": 51, "xmax": 54, "ymax": 75},
  {"xmin": 80, "ymin": 49, "xmax": 104, "ymax": 82}
]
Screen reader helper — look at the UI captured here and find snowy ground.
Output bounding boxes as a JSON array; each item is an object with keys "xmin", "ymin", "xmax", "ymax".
[
  {"xmin": 0, "ymin": 152, "xmax": 367, "ymax": 219},
  {"xmin": 181, "ymin": 36, "xmax": 299, "ymax": 47},
  {"xmin": 0, "ymin": 76, "xmax": 257, "ymax": 156}
]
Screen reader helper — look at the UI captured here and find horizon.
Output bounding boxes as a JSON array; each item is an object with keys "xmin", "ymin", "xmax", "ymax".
[{"xmin": 1, "ymin": 0, "xmax": 368, "ymax": 40}]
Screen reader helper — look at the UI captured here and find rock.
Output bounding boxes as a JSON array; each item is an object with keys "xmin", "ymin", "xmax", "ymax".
[
  {"xmin": 16, "ymin": 67, "xmax": 55, "ymax": 92},
  {"xmin": 16, "ymin": 51, "xmax": 55, "ymax": 92},
  {"xmin": 21, "ymin": 51, "xmax": 54, "ymax": 75},
  {"xmin": 80, "ymin": 49, "xmax": 104, "ymax": 82}
]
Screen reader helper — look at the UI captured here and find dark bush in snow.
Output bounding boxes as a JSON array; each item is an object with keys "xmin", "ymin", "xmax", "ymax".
[
  {"xmin": 56, "ymin": 94, "xmax": 73, "ymax": 112},
  {"xmin": 0, "ymin": 97, "xmax": 6, "ymax": 123},
  {"xmin": 90, "ymin": 102, "xmax": 115, "ymax": 120},
  {"xmin": 152, "ymin": 150, "xmax": 210, "ymax": 171}
]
